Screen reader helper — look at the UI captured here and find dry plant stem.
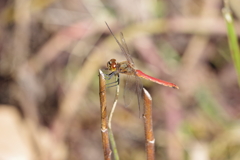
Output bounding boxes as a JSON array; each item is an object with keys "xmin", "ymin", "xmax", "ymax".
[
  {"xmin": 99, "ymin": 70, "xmax": 112, "ymax": 160},
  {"xmin": 143, "ymin": 88, "xmax": 155, "ymax": 160},
  {"xmin": 108, "ymin": 76, "xmax": 120, "ymax": 160},
  {"xmin": 14, "ymin": 0, "xmax": 30, "ymax": 65},
  {"xmin": 50, "ymin": 21, "xmax": 93, "ymax": 140},
  {"xmin": 108, "ymin": 76, "xmax": 119, "ymax": 126}
]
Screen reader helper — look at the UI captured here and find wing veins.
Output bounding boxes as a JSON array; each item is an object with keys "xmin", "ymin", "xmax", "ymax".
[
  {"xmin": 120, "ymin": 32, "xmax": 134, "ymax": 66},
  {"xmin": 105, "ymin": 22, "xmax": 134, "ymax": 66}
]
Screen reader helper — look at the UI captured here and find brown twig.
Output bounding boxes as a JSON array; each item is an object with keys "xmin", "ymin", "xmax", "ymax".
[
  {"xmin": 143, "ymin": 88, "xmax": 155, "ymax": 160},
  {"xmin": 99, "ymin": 69, "xmax": 112, "ymax": 160}
]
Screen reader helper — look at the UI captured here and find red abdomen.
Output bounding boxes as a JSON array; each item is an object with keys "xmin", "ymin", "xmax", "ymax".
[{"xmin": 136, "ymin": 70, "xmax": 179, "ymax": 89}]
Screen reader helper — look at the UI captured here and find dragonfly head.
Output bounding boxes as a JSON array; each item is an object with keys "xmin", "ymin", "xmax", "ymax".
[{"xmin": 107, "ymin": 59, "xmax": 117, "ymax": 71}]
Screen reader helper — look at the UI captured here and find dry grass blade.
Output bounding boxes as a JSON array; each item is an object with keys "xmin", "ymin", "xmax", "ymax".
[
  {"xmin": 143, "ymin": 88, "xmax": 155, "ymax": 160},
  {"xmin": 99, "ymin": 70, "xmax": 112, "ymax": 160}
]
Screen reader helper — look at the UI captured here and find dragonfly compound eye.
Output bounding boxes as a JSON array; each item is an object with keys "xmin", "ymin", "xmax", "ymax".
[{"xmin": 107, "ymin": 59, "xmax": 117, "ymax": 71}]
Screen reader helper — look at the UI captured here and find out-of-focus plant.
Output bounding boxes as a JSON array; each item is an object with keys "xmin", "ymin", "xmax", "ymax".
[{"xmin": 222, "ymin": 0, "xmax": 240, "ymax": 87}]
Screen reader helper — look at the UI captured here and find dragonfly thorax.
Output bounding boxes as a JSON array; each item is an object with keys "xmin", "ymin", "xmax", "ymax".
[{"xmin": 107, "ymin": 59, "xmax": 117, "ymax": 71}]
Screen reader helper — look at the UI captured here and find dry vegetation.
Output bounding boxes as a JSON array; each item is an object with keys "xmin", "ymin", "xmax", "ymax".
[{"xmin": 0, "ymin": 0, "xmax": 240, "ymax": 160}]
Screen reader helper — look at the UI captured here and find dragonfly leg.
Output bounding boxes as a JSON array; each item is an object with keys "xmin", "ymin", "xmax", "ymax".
[
  {"xmin": 104, "ymin": 72, "xmax": 115, "ymax": 80},
  {"xmin": 106, "ymin": 83, "xmax": 118, "ymax": 88},
  {"xmin": 106, "ymin": 81, "xmax": 118, "ymax": 85},
  {"xmin": 106, "ymin": 74, "xmax": 120, "ymax": 88}
]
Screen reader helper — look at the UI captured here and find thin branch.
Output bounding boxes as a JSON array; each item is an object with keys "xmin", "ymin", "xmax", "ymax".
[
  {"xmin": 108, "ymin": 75, "xmax": 120, "ymax": 160},
  {"xmin": 99, "ymin": 69, "xmax": 112, "ymax": 160},
  {"xmin": 143, "ymin": 88, "xmax": 155, "ymax": 160}
]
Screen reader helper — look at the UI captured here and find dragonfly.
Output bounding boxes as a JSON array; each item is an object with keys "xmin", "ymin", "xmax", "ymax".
[{"xmin": 105, "ymin": 22, "xmax": 179, "ymax": 113}]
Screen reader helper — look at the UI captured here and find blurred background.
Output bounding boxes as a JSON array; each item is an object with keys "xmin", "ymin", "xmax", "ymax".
[{"xmin": 0, "ymin": 0, "xmax": 240, "ymax": 160}]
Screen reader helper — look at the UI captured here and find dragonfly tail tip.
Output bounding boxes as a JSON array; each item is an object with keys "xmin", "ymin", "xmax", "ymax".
[{"xmin": 173, "ymin": 86, "xmax": 179, "ymax": 89}]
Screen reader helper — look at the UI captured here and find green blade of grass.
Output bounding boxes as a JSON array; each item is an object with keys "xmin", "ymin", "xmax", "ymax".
[{"xmin": 222, "ymin": 2, "xmax": 240, "ymax": 87}]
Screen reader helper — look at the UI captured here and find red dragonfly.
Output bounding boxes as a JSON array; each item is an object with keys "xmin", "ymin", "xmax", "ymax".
[{"xmin": 105, "ymin": 23, "xmax": 179, "ymax": 112}]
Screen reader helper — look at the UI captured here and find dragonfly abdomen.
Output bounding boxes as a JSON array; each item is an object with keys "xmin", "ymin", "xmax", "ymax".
[{"xmin": 136, "ymin": 70, "xmax": 179, "ymax": 89}]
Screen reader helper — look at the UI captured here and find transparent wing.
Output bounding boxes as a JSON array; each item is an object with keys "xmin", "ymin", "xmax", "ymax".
[
  {"xmin": 105, "ymin": 22, "xmax": 135, "ymax": 66},
  {"xmin": 120, "ymin": 32, "xmax": 134, "ymax": 66},
  {"xmin": 123, "ymin": 74, "xmax": 143, "ymax": 116},
  {"xmin": 134, "ymin": 74, "xmax": 143, "ymax": 116},
  {"xmin": 123, "ymin": 75, "xmax": 134, "ymax": 107}
]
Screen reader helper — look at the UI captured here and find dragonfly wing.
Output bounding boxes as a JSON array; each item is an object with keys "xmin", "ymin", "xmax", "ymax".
[
  {"xmin": 120, "ymin": 32, "xmax": 134, "ymax": 66},
  {"xmin": 105, "ymin": 22, "xmax": 135, "ymax": 66},
  {"xmin": 134, "ymin": 74, "xmax": 143, "ymax": 116},
  {"xmin": 123, "ymin": 74, "xmax": 143, "ymax": 116},
  {"xmin": 123, "ymin": 75, "xmax": 134, "ymax": 107}
]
